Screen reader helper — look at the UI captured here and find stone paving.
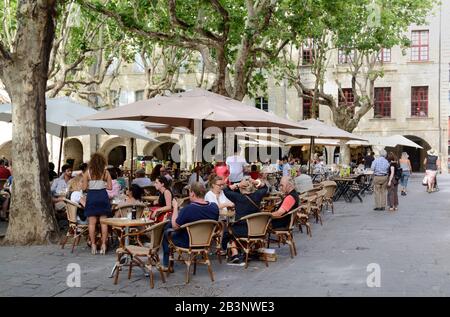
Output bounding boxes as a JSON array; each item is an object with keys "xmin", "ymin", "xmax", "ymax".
[{"xmin": 1, "ymin": 175, "xmax": 450, "ymax": 297}]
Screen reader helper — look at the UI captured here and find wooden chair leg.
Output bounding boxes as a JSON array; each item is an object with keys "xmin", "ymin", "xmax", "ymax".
[
  {"xmin": 244, "ymin": 247, "xmax": 249, "ymax": 269},
  {"xmin": 148, "ymin": 264, "xmax": 154, "ymax": 289},
  {"xmin": 306, "ymin": 223, "xmax": 312, "ymax": 237},
  {"xmin": 128, "ymin": 258, "xmax": 133, "ymax": 280},
  {"xmin": 185, "ymin": 256, "xmax": 192, "ymax": 284},
  {"xmin": 154, "ymin": 254, "xmax": 166, "ymax": 284},
  {"xmin": 60, "ymin": 232, "xmax": 69, "ymax": 249},
  {"xmin": 204, "ymin": 252, "xmax": 214, "ymax": 282},
  {"xmin": 291, "ymin": 236, "xmax": 297, "ymax": 256},
  {"xmin": 193, "ymin": 255, "xmax": 197, "ymax": 276},
  {"xmin": 71, "ymin": 235, "xmax": 80, "ymax": 253},
  {"xmin": 114, "ymin": 253, "xmax": 122, "ymax": 285}
]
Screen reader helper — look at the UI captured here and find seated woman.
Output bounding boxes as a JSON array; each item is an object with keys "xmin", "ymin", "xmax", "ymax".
[
  {"xmin": 106, "ymin": 168, "xmax": 121, "ymax": 199},
  {"xmin": 205, "ymin": 175, "xmax": 235, "ymax": 213},
  {"xmin": 115, "ymin": 184, "xmax": 143, "ymax": 217},
  {"xmin": 222, "ymin": 177, "xmax": 268, "ymax": 263},
  {"xmin": 150, "ymin": 176, "xmax": 173, "ymax": 222},
  {"xmin": 188, "ymin": 165, "xmax": 207, "ymax": 187},
  {"xmin": 67, "ymin": 174, "xmax": 87, "ymax": 224},
  {"xmin": 271, "ymin": 176, "xmax": 299, "ymax": 230}
]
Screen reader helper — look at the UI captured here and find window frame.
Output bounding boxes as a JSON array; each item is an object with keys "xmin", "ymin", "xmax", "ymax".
[
  {"xmin": 338, "ymin": 88, "xmax": 355, "ymax": 112},
  {"xmin": 411, "ymin": 86, "xmax": 428, "ymax": 117},
  {"xmin": 411, "ymin": 30, "xmax": 429, "ymax": 62},
  {"xmin": 373, "ymin": 87, "xmax": 392, "ymax": 118},
  {"xmin": 302, "ymin": 95, "xmax": 319, "ymax": 119},
  {"xmin": 255, "ymin": 96, "xmax": 269, "ymax": 112}
]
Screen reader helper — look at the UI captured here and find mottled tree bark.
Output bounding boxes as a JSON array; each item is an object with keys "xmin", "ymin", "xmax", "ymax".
[{"xmin": 0, "ymin": 1, "xmax": 59, "ymax": 244}]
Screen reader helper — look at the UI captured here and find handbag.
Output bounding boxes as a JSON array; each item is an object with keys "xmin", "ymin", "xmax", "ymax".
[{"xmin": 422, "ymin": 175, "xmax": 428, "ymax": 186}]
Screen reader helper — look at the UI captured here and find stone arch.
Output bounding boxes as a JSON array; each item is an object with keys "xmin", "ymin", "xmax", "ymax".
[
  {"xmin": 400, "ymin": 135, "xmax": 432, "ymax": 172},
  {"xmin": 0, "ymin": 140, "xmax": 12, "ymax": 161},
  {"xmin": 99, "ymin": 137, "xmax": 128, "ymax": 167},
  {"xmin": 63, "ymin": 138, "xmax": 83, "ymax": 169},
  {"xmin": 143, "ymin": 136, "xmax": 180, "ymax": 161}
]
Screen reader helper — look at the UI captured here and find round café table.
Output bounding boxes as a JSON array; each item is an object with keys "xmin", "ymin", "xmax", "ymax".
[{"xmin": 101, "ymin": 217, "xmax": 154, "ymax": 278}]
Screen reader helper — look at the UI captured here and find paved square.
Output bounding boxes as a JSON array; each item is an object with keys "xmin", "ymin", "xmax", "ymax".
[{"xmin": 1, "ymin": 175, "xmax": 449, "ymax": 297}]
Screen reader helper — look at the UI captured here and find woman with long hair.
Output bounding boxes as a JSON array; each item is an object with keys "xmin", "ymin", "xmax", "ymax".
[
  {"xmin": 150, "ymin": 176, "xmax": 173, "ymax": 222},
  {"xmin": 150, "ymin": 164, "xmax": 163, "ymax": 182},
  {"xmin": 387, "ymin": 152, "xmax": 399, "ymax": 211},
  {"xmin": 82, "ymin": 153, "xmax": 112, "ymax": 255},
  {"xmin": 399, "ymin": 152, "xmax": 412, "ymax": 196}
]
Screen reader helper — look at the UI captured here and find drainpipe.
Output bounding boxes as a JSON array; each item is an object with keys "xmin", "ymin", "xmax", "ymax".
[{"xmin": 438, "ymin": 5, "xmax": 442, "ymax": 157}]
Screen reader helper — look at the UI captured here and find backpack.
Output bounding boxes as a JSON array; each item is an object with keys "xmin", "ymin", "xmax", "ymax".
[{"xmin": 394, "ymin": 166, "xmax": 402, "ymax": 180}]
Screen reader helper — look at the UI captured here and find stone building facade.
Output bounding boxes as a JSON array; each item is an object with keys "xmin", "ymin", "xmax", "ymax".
[{"xmin": 0, "ymin": 2, "xmax": 448, "ymax": 172}]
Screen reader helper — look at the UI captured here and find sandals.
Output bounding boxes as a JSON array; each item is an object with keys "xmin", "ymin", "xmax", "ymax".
[
  {"xmin": 91, "ymin": 244, "xmax": 97, "ymax": 255},
  {"xmin": 99, "ymin": 244, "xmax": 107, "ymax": 255}
]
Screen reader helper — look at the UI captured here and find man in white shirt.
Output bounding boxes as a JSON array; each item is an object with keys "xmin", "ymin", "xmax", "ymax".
[
  {"xmin": 282, "ymin": 156, "xmax": 292, "ymax": 177},
  {"xmin": 226, "ymin": 148, "xmax": 248, "ymax": 184},
  {"xmin": 294, "ymin": 167, "xmax": 313, "ymax": 194}
]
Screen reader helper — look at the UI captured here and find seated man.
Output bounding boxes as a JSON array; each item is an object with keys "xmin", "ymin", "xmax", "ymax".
[
  {"xmin": 294, "ymin": 167, "xmax": 313, "ymax": 194},
  {"xmin": 160, "ymin": 182, "xmax": 219, "ymax": 271},
  {"xmin": 50, "ymin": 164, "xmax": 73, "ymax": 215},
  {"xmin": 271, "ymin": 176, "xmax": 299, "ymax": 229},
  {"xmin": 131, "ymin": 169, "xmax": 152, "ymax": 188},
  {"xmin": 222, "ymin": 177, "xmax": 268, "ymax": 263}
]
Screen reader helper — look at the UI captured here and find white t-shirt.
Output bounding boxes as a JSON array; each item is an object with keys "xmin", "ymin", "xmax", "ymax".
[
  {"xmin": 205, "ymin": 190, "xmax": 233, "ymax": 211},
  {"xmin": 70, "ymin": 190, "xmax": 83, "ymax": 204},
  {"xmin": 282, "ymin": 163, "xmax": 292, "ymax": 177},
  {"xmin": 131, "ymin": 177, "xmax": 152, "ymax": 188},
  {"xmin": 188, "ymin": 173, "xmax": 206, "ymax": 186},
  {"xmin": 226, "ymin": 155, "xmax": 248, "ymax": 183},
  {"xmin": 294, "ymin": 174, "xmax": 313, "ymax": 194}
]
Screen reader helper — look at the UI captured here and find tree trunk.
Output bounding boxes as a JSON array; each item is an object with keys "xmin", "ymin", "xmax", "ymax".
[{"xmin": 1, "ymin": 1, "xmax": 59, "ymax": 245}]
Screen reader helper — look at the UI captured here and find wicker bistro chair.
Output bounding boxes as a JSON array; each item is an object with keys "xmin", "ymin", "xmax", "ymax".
[
  {"xmin": 113, "ymin": 202, "xmax": 147, "ymax": 244},
  {"xmin": 114, "ymin": 220, "xmax": 169, "ymax": 288},
  {"xmin": 321, "ymin": 181, "xmax": 337, "ymax": 214},
  {"xmin": 142, "ymin": 185, "xmax": 158, "ymax": 196},
  {"xmin": 229, "ymin": 212, "xmax": 273, "ymax": 269},
  {"xmin": 60, "ymin": 199, "xmax": 89, "ymax": 253},
  {"xmin": 297, "ymin": 193, "xmax": 315, "ymax": 237},
  {"xmin": 310, "ymin": 189, "xmax": 327, "ymax": 225},
  {"xmin": 167, "ymin": 220, "xmax": 220, "ymax": 284},
  {"xmin": 114, "ymin": 202, "xmax": 146, "ymax": 219},
  {"xmin": 268, "ymin": 207, "xmax": 300, "ymax": 258}
]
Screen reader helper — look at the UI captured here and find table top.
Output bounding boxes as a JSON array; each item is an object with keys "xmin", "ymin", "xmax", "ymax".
[
  {"xmin": 333, "ymin": 177, "xmax": 357, "ymax": 181},
  {"xmin": 100, "ymin": 218, "xmax": 154, "ymax": 227}
]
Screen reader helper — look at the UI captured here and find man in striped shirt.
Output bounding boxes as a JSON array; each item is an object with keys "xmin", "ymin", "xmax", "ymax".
[{"xmin": 371, "ymin": 149, "xmax": 390, "ymax": 211}]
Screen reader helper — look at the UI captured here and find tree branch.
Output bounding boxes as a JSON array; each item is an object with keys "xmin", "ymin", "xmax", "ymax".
[{"xmin": 78, "ymin": 0, "xmax": 215, "ymax": 48}]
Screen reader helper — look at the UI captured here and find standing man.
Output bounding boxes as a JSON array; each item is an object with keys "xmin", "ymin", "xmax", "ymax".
[
  {"xmin": 226, "ymin": 147, "xmax": 248, "ymax": 184},
  {"xmin": 371, "ymin": 149, "xmax": 390, "ymax": 211},
  {"xmin": 281, "ymin": 156, "xmax": 292, "ymax": 177},
  {"xmin": 364, "ymin": 151, "xmax": 375, "ymax": 169}
]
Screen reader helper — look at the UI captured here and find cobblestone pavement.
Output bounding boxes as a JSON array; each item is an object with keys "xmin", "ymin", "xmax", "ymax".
[{"xmin": 1, "ymin": 175, "xmax": 449, "ymax": 297}]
